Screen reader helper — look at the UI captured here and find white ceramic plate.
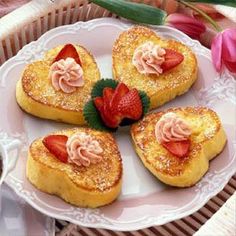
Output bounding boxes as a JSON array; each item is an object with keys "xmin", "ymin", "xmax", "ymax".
[{"xmin": 0, "ymin": 18, "xmax": 235, "ymax": 231}]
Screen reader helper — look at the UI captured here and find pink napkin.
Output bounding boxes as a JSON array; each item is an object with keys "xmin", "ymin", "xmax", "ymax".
[{"xmin": 0, "ymin": 0, "xmax": 30, "ymax": 18}]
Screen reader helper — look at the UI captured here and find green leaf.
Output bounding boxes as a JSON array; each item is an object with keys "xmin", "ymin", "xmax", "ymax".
[
  {"xmin": 83, "ymin": 100, "xmax": 117, "ymax": 132},
  {"xmin": 90, "ymin": 0, "xmax": 167, "ymax": 25},
  {"xmin": 139, "ymin": 90, "xmax": 150, "ymax": 115},
  {"xmin": 91, "ymin": 79, "xmax": 118, "ymax": 98},
  {"xmin": 184, "ymin": 0, "xmax": 236, "ymax": 7}
]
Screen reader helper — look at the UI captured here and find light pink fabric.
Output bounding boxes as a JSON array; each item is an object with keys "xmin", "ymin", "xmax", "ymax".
[
  {"xmin": 0, "ymin": 0, "xmax": 30, "ymax": 18},
  {"xmin": 66, "ymin": 133, "xmax": 103, "ymax": 167},
  {"xmin": 155, "ymin": 112, "xmax": 191, "ymax": 143}
]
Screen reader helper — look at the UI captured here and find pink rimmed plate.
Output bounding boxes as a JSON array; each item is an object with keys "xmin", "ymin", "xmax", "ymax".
[{"xmin": 0, "ymin": 18, "xmax": 235, "ymax": 231}]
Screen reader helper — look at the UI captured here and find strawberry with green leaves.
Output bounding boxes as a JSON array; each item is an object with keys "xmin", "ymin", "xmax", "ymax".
[{"xmin": 83, "ymin": 79, "xmax": 150, "ymax": 131}]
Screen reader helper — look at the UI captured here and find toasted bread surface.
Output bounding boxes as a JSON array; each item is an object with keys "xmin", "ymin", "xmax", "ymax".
[
  {"xmin": 27, "ymin": 127, "xmax": 122, "ymax": 208},
  {"xmin": 131, "ymin": 107, "xmax": 227, "ymax": 187},
  {"xmin": 113, "ymin": 26, "xmax": 197, "ymax": 109},
  {"xmin": 16, "ymin": 45, "xmax": 100, "ymax": 125}
]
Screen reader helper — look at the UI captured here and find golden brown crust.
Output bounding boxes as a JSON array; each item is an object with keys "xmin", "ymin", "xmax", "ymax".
[
  {"xmin": 21, "ymin": 45, "xmax": 100, "ymax": 112},
  {"xmin": 131, "ymin": 107, "xmax": 224, "ymax": 178},
  {"xmin": 112, "ymin": 26, "xmax": 197, "ymax": 109},
  {"xmin": 29, "ymin": 127, "xmax": 122, "ymax": 192}
]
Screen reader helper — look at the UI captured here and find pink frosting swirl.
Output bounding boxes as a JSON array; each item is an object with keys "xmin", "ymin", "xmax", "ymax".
[
  {"xmin": 66, "ymin": 132, "xmax": 103, "ymax": 167},
  {"xmin": 155, "ymin": 112, "xmax": 191, "ymax": 143},
  {"xmin": 132, "ymin": 41, "xmax": 166, "ymax": 75},
  {"xmin": 49, "ymin": 57, "xmax": 84, "ymax": 93}
]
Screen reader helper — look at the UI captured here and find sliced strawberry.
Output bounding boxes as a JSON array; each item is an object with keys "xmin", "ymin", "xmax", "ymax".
[
  {"xmin": 103, "ymin": 87, "xmax": 114, "ymax": 106},
  {"xmin": 118, "ymin": 89, "xmax": 142, "ymax": 120},
  {"xmin": 110, "ymin": 83, "xmax": 130, "ymax": 109},
  {"xmin": 94, "ymin": 89, "xmax": 120, "ymax": 128},
  {"xmin": 162, "ymin": 140, "xmax": 190, "ymax": 158},
  {"xmin": 103, "ymin": 87, "xmax": 115, "ymax": 116},
  {"xmin": 103, "ymin": 87, "xmax": 121, "ymax": 127},
  {"xmin": 53, "ymin": 44, "xmax": 81, "ymax": 65},
  {"xmin": 93, "ymin": 84, "xmax": 143, "ymax": 128},
  {"xmin": 102, "ymin": 101, "xmax": 121, "ymax": 128},
  {"xmin": 94, "ymin": 97, "xmax": 104, "ymax": 113},
  {"xmin": 94, "ymin": 98, "xmax": 113, "ymax": 127},
  {"xmin": 43, "ymin": 135, "xmax": 68, "ymax": 163},
  {"xmin": 161, "ymin": 49, "xmax": 184, "ymax": 72}
]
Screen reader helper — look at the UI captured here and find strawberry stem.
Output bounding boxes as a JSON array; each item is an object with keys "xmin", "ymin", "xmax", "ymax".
[{"xmin": 178, "ymin": 0, "xmax": 222, "ymax": 32}]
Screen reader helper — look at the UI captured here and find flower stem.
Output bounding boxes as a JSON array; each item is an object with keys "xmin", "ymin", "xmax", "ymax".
[{"xmin": 178, "ymin": 0, "xmax": 222, "ymax": 32}]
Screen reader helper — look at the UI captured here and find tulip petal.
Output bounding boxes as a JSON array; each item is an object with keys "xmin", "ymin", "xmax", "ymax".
[
  {"xmin": 224, "ymin": 61, "xmax": 236, "ymax": 74},
  {"xmin": 166, "ymin": 13, "xmax": 206, "ymax": 39},
  {"xmin": 167, "ymin": 13, "xmax": 201, "ymax": 26},
  {"xmin": 222, "ymin": 29, "xmax": 236, "ymax": 62},
  {"xmin": 211, "ymin": 33, "xmax": 223, "ymax": 72},
  {"xmin": 171, "ymin": 23, "xmax": 204, "ymax": 39}
]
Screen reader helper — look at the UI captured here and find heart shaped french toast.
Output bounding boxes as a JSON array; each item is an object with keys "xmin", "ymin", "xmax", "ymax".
[
  {"xmin": 27, "ymin": 127, "xmax": 122, "ymax": 208},
  {"xmin": 112, "ymin": 26, "xmax": 197, "ymax": 109},
  {"xmin": 131, "ymin": 107, "xmax": 227, "ymax": 187},
  {"xmin": 16, "ymin": 44, "xmax": 100, "ymax": 125}
]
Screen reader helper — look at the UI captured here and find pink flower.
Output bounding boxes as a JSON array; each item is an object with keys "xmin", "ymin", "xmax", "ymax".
[
  {"xmin": 211, "ymin": 28, "xmax": 236, "ymax": 74},
  {"xmin": 166, "ymin": 13, "xmax": 206, "ymax": 40}
]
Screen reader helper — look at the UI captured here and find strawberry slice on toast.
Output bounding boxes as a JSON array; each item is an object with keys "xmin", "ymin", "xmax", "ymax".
[
  {"xmin": 53, "ymin": 44, "xmax": 82, "ymax": 65},
  {"xmin": 43, "ymin": 135, "xmax": 68, "ymax": 163}
]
